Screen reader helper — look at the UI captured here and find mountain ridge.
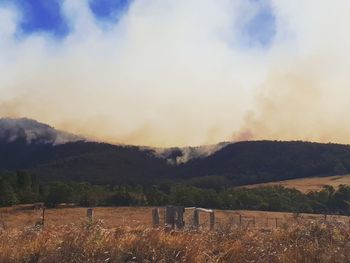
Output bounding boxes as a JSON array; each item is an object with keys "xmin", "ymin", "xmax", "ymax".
[{"xmin": 1, "ymin": 118, "xmax": 350, "ymax": 187}]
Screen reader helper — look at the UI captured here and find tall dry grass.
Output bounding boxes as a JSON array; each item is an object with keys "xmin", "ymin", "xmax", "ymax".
[{"xmin": 0, "ymin": 219, "xmax": 350, "ymax": 263}]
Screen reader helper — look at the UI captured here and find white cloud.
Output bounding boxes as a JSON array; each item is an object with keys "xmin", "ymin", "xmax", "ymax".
[{"xmin": 0, "ymin": 5, "xmax": 18, "ymax": 39}]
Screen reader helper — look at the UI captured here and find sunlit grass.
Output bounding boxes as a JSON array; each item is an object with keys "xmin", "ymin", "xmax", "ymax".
[{"xmin": 1, "ymin": 218, "xmax": 350, "ymax": 262}]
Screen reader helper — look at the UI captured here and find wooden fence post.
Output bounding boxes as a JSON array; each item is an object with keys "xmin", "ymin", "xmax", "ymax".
[
  {"xmin": 253, "ymin": 216, "xmax": 256, "ymax": 227},
  {"xmin": 239, "ymin": 214, "xmax": 242, "ymax": 226},
  {"xmin": 152, "ymin": 208, "xmax": 160, "ymax": 228},
  {"xmin": 209, "ymin": 211, "xmax": 215, "ymax": 230},
  {"xmin": 87, "ymin": 208, "xmax": 93, "ymax": 222},
  {"xmin": 41, "ymin": 208, "xmax": 46, "ymax": 230},
  {"xmin": 0, "ymin": 212, "xmax": 6, "ymax": 230},
  {"xmin": 175, "ymin": 206, "xmax": 185, "ymax": 229},
  {"xmin": 275, "ymin": 218, "xmax": 278, "ymax": 228},
  {"xmin": 165, "ymin": 206, "xmax": 175, "ymax": 229},
  {"xmin": 193, "ymin": 209, "xmax": 200, "ymax": 229}
]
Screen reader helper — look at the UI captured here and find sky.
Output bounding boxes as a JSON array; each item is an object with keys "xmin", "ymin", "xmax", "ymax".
[{"xmin": 0, "ymin": 0, "xmax": 349, "ymax": 147}]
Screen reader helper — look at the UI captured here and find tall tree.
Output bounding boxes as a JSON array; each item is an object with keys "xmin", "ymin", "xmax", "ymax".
[{"xmin": 0, "ymin": 180, "xmax": 18, "ymax": 206}]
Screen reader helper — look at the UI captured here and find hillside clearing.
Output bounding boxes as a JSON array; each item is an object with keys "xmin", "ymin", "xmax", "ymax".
[{"xmin": 243, "ymin": 174, "xmax": 350, "ymax": 193}]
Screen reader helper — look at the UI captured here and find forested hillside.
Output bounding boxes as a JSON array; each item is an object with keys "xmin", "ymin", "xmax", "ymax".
[
  {"xmin": 2, "ymin": 137, "xmax": 350, "ymax": 187},
  {"xmin": 177, "ymin": 141, "xmax": 350, "ymax": 186},
  {"xmin": 2, "ymin": 120, "xmax": 350, "ymax": 186},
  {"xmin": 3, "ymin": 121, "xmax": 350, "ymax": 214},
  {"xmin": 0, "ymin": 139, "xmax": 170, "ymax": 184}
]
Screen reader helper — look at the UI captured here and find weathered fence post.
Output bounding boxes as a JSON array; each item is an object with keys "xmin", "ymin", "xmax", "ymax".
[
  {"xmin": 152, "ymin": 208, "xmax": 160, "ymax": 228},
  {"xmin": 175, "ymin": 206, "xmax": 185, "ymax": 229},
  {"xmin": 87, "ymin": 208, "xmax": 93, "ymax": 222},
  {"xmin": 41, "ymin": 207, "xmax": 46, "ymax": 230},
  {"xmin": 193, "ymin": 209, "xmax": 200, "ymax": 229},
  {"xmin": 253, "ymin": 216, "xmax": 256, "ymax": 227},
  {"xmin": 0, "ymin": 212, "xmax": 6, "ymax": 230},
  {"xmin": 165, "ymin": 206, "xmax": 175, "ymax": 229},
  {"xmin": 161, "ymin": 206, "xmax": 214, "ymax": 231},
  {"xmin": 239, "ymin": 214, "xmax": 242, "ymax": 226},
  {"xmin": 275, "ymin": 218, "xmax": 278, "ymax": 228},
  {"xmin": 209, "ymin": 211, "xmax": 215, "ymax": 230}
]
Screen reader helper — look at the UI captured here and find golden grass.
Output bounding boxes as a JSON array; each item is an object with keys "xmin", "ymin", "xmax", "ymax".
[
  {"xmin": 2, "ymin": 206, "xmax": 350, "ymax": 262},
  {"xmin": 1, "ymin": 218, "xmax": 350, "ymax": 262},
  {"xmin": 243, "ymin": 174, "xmax": 350, "ymax": 193},
  {"xmin": 1, "ymin": 206, "xmax": 349, "ymax": 230},
  {"xmin": 0, "ymin": 206, "xmax": 153, "ymax": 229}
]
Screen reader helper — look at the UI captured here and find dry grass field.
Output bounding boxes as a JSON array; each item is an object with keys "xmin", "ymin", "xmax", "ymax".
[
  {"xmin": 1, "ymin": 206, "xmax": 350, "ymax": 262},
  {"xmin": 1, "ymin": 205, "xmax": 350, "ymax": 231},
  {"xmin": 0, "ymin": 206, "xmax": 154, "ymax": 230},
  {"xmin": 1, "ymin": 205, "xmax": 349, "ymax": 230},
  {"xmin": 243, "ymin": 174, "xmax": 350, "ymax": 193}
]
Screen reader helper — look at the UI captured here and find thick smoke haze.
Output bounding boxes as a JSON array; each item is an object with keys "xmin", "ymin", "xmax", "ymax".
[
  {"xmin": 0, "ymin": 0, "xmax": 349, "ymax": 147},
  {"xmin": 234, "ymin": 1, "xmax": 350, "ymax": 144},
  {"xmin": 0, "ymin": 118, "xmax": 83, "ymax": 145}
]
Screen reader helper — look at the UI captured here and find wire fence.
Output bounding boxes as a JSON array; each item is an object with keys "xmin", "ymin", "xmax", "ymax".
[
  {"xmin": 1, "ymin": 205, "xmax": 350, "ymax": 231},
  {"xmin": 153, "ymin": 206, "xmax": 350, "ymax": 230}
]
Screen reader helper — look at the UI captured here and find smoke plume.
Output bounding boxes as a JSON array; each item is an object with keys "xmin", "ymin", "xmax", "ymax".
[
  {"xmin": 0, "ymin": 1, "xmax": 350, "ymax": 146},
  {"xmin": 0, "ymin": 118, "xmax": 84, "ymax": 145}
]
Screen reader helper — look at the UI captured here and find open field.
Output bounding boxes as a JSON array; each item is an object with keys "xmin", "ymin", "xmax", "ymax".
[
  {"xmin": 1, "ymin": 205, "xmax": 350, "ymax": 230},
  {"xmin": 243, "ymin": 174, "xmax": 350, "ymax": 193},
  {"xmin": 1, "ymin": 206, "xmax": 350, "ymax": 262}
]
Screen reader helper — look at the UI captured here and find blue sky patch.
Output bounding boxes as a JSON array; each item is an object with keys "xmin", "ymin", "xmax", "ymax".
[
  {"xmin": 0, "ymin": 0, "xmax": 273, "ymax": 46},
  {"xmin": 0, "ymin": 0, "xmax": 132, "ymax": 37},
  {"xmin": 241, "ymin": 1, "xmax": 276, "ymax": 48},
  {"xmin": 89, "ymin": 0, "xmax": 131, "ymax": 21},
  {"xmin": 9, "ymin": 0, "xmax": 69, "ymax": 38}
]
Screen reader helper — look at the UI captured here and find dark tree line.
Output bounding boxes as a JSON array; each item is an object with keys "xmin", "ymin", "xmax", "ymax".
[
  {"xmin": 0, "ymin": 171, "xmax": 40, "ymax": 206},
  {"xmin": 2, "ymin": 171, "xmax": 350, "ymax": 215}
]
